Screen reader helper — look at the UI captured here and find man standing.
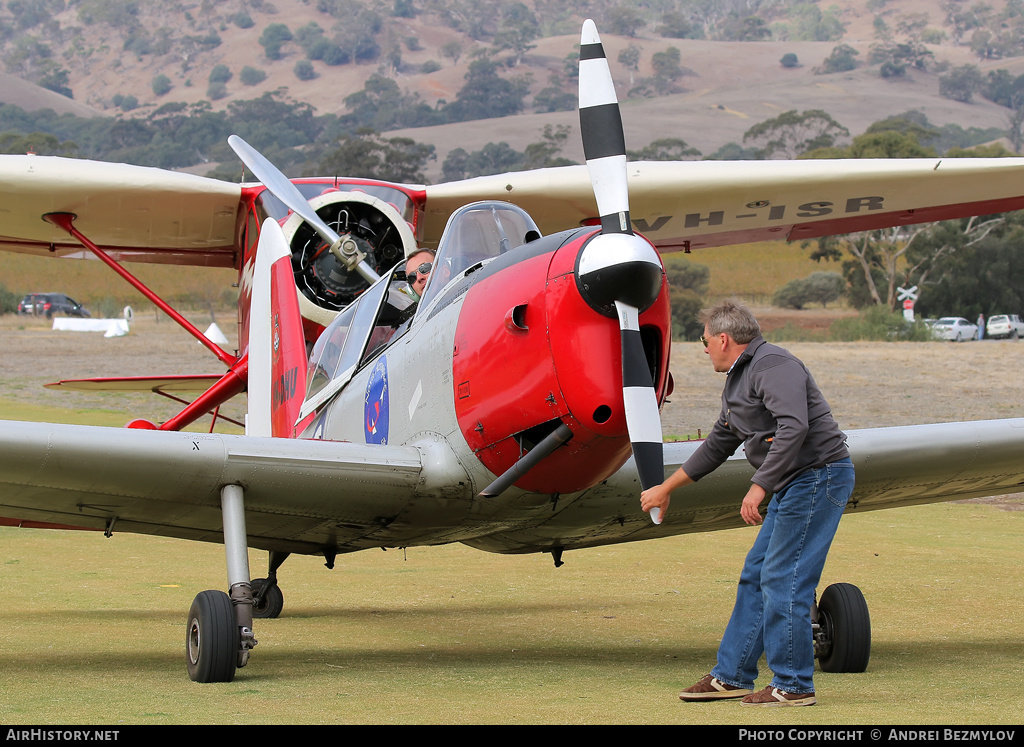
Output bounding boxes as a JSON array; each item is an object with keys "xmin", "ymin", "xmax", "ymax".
[{"xmin": 640, "ymin": 300, "xmax": 854, "ymax": 707}]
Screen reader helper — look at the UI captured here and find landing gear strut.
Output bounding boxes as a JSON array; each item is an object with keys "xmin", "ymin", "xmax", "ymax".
[
  {"xmin": 813, "ymin": 582, "xmax": 871, "ymax": 673},
  {"xmin": 185, "ymin": 485, "xmax": 257, "ymax": 683}
]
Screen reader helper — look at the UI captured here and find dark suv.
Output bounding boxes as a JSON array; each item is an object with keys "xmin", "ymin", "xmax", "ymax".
[{"xmin": 17, "ymin": 293, "xmax": 91, "ymax": 318}]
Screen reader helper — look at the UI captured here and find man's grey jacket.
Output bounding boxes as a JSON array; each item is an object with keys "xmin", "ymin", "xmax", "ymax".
[{"xmin": 681, "ymin": 336, "xmax": 850, "ymax": 493}]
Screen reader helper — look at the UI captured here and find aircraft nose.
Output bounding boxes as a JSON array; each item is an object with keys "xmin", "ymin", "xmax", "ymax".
[{"xmin": 575, "ymin": 231, "xmax": 663, "ymax": 317}]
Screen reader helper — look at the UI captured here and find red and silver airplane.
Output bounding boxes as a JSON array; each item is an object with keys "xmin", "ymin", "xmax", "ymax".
[{"xmin": 3, "ymin": 22, "xmax": 1024, "ymax": 682}]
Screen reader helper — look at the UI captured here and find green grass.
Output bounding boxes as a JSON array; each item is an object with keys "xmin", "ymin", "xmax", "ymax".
[{"xmin": 0, "ymin": 502, "xmax": 1020, "ymax": 724}]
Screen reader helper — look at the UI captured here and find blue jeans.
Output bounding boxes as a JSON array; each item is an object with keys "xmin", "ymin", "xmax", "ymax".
[{"xmin": 710, "ymin": 458, "xmax": 854, "ymax": 694}]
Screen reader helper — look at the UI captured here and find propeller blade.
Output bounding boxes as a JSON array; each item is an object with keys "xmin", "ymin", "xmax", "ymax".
[
  {"xmin": 579, "ymin": 19, "xmax": 630, "ymax": 235},
  {"xmin": 616, "ymin": 301, "xmax": 664, "ymax": 493},
  {"xmin": 228, "ymin": 135, "xmax": 380, "ymax": 285},
  {"xmin": 578, "ymin": 21, "xmax": 666, "ymax": 524}
]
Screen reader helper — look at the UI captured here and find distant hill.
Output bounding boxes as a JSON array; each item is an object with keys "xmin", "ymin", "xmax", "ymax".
[{"xmin": 2, "ymin": 0, "xmax": 1024, "ymax": 182}]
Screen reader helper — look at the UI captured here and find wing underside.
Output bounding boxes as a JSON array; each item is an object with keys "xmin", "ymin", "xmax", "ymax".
[
  {"xmin": 1, "ymin": 419, "xmax": 1022, "ymax": 557},
  {"xmin": 422, "ymin": 158, "xmax": 1024, "ymax": 251},
  {"xmin": 463, "ymin": 419, "xmax": 1024, "ymax": 554},
  {"xmin": 0, "ymin": 421, "xmax": 423, "ymax": 555}
]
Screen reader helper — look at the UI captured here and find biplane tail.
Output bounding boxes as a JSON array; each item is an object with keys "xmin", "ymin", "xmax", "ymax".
[{"xmin": 246, "ymin": 217, "xmax": 307, "ymax": 438}]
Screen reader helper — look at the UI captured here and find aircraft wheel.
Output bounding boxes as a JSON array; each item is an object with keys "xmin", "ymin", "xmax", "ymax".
[
  {"xmin": 186, "ymin": 590, "xmax": 239, "ymax": 683},
  {"xmin": 815, "ymin": 583, "xmax": 871, "ymax": 673},
  {"xmin": 251, "ymin": 577, "xmax": 284, "ymax": 619}
]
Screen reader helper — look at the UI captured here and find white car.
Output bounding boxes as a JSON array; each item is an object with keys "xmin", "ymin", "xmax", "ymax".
[
  {"xmin": 986, "ymin": 314, "xmax": 1024, "ymax": 339},
  {"xmin": 931, "ymin": 317, "xmax": 978, "ymax": 342}
]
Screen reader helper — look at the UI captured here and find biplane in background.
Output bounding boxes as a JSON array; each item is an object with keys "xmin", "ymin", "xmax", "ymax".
[{"xmin": 1, "ymin": 22, "xmax": 1024, "ymax": 682}]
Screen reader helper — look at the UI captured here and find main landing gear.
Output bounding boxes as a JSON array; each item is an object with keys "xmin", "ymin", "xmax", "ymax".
[
  {"xmin": 185, "ymin": 485, "xmax": 258, "ymax": 683},
  {"xmin": 813, "ymin": 582, "xmax": 872, "ymax": 673}
]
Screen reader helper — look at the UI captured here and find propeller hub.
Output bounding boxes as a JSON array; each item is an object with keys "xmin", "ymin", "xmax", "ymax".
[{"xmin": 575, "ymin": 232, "xmax": 663, "ymax": 317}]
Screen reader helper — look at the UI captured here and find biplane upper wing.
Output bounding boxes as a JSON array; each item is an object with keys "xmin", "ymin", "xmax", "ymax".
[
  {"xmin": 7, "ymin": 154, "xmax": 1024, "ymax": 270},
  {"xmin": 2, "ymin": 417, "xmax": 1022, "ymax": 557},
  {"xmin": 0, "ymin": 155, "xmax": 241, "ymax": 266},
  {"xmin": 421, "ymin": 158, "xmax": 1024, "ymax": 251}
]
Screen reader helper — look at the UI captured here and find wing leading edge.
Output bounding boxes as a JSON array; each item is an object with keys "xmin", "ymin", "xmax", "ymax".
[
  {"xmin": 0, "ymin": 420, "xmax": 422, "ymax": 555},
  {"xmin": 463, "ymin": 419, "xmax": 1024, "ymax": 554},
  {"xmin": 422, "ymin": 158, "xmax": 1024, "ymax": 251}
]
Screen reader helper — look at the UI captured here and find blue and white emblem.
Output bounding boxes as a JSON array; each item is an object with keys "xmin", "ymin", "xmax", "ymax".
[{"xmin": 364, "ymin": 355, "xmax": 389, "ymax": 444}]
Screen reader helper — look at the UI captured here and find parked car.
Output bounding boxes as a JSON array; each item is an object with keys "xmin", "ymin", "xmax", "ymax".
[
  {"xmin": 17, "ymin": 293, "xmax": 91, "ymax": 318},
  {"xmin": 931, "ymin": 316, "xmax": 978, "ymax": 342},
  {"xmin": 986, "ymin": 314, "xmax": 1024, "ymax": 339}
]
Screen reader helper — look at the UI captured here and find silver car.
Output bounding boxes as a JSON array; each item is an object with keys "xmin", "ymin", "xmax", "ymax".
[{"xmin": 931, "ymin": 317, "xmax": 978, "ymax": 342}]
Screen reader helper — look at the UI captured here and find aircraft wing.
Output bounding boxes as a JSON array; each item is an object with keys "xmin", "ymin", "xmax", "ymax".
[
  {"xmin": 0, "ymin": 155, "xmax": 241, "ymax": 267},
  {"xmin": 2, "ymin": 418, "xmax": 1022, "ymax": 557},
  {"xmin": 44, "ymin": 375, "xmax": 225, "ymax": 392},
  {"xmin": 422, "ymin": 158, "xmax": 1024, "ymax": 251},
  {"xmin": 0, "ymin": 420, "xmax": 423, "ymax": 555},
  {"xmin": 463, "ymin": 418, "xmax": 1024, "ymax": 554}
]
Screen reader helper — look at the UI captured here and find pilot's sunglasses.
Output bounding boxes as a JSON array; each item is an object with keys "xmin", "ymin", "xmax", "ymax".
[
  {"xmin": 700, "ymin": 335, "xmax": 709, "ymax": 347},
  {"xmin": 407, "ymin": 262, "xmax": 432, "ymax": 284}
]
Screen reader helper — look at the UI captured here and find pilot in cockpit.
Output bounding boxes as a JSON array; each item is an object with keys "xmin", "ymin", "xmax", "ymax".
[{"xmin": 404, "ymin": 249, "xmax": 436, "ymax": 300}]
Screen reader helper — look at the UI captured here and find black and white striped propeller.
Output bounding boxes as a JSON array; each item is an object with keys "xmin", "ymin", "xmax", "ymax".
[{"xmin": 577, "ymin": 20, "xmax": 666, "ymax": 522}]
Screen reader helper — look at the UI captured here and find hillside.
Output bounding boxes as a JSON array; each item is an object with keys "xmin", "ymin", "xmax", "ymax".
[{"xmin": 2, "ymin": 0, "xmax": 1024, "ymax": 183}]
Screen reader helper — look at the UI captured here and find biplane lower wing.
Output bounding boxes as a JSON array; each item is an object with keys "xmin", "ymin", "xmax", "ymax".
[
  {"xmin": 1, "ymin": 418, "xmax": 1022, "ymax": 557},
  {"xmin": 44, "ymin": 375, "xmax": 225, "ymax": 392}
]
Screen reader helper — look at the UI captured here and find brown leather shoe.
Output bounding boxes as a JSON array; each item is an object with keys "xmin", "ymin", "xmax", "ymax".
[
  {"xmin": 740, "ymin": 686, "xmax": 817, "ymax": 707},
  {"xmin": 679, "ymin": 674, "xmax": 753, "ymax": 701}
]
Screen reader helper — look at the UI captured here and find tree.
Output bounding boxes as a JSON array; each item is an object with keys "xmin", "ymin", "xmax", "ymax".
[
  {"xmin": 618, "ymin": 43, "xmax": 641, "ymax": 87},
  {"xmin": 521, "ymin": 124, "xmax": 575, "ymax": 169},
  {"xmin": 532, "ymin": 86, "xmax": 575, "ymax": 113},
  {"xmin": 492, "ymin": 2, "xmax": 539, "ymax": 67},
  {"xmin": 940, "ymin": 65, "xmax": 984, "ymax": 103},
  {"xmin": 259, "ymin": 23, "xmax": 293, "ymax": 61},
  {"xmin": 627, "ymin": 138, "xmax": 701, "ymax": 160},
  {"xmin": 239, "ymin": 66, "xmax": 267, "ymax": 86},
  {"xmin": 664, "ymin": 256, "xmax": 710, "ymax": 341},
  {"xmin": 651, "ymin": 47, "xmax": 685, "ymax": 93},
  {"xmin": 0, "ymin": 131, "xmax": 78, "ymax": 157},
  {"xmin": 441, "ymin": 40, "xmax": 463, "ymax": 66},
  {"xmin": 294, "ymin": 60, "xmax": 317, "ymax": 81},
  {"xmin": 313, "ymin": 129, "xmax": 435, "ymax": 183},
  {"xmin": 912, "ymin": 214, "xmax": 1024, "ymax": 320},
  {"xmin": 151, "ymin": 74, "xmax": 172, "ymax": 96},
  {"xmin": 773, "ymin": 272, "xmax": 845, "ymax": 309},
  {"xmin": 780, "ymin": 53, "xmax": 799, "ymax": 68},
  {"xmin": 817, "ymin": 44, "xmax": 859, "ymax": 74},
  {"xmin": 209, "ymin": 65, "xmax": 232, "ymax": 85},
  {"xmin": 442, "ymin": 57, "xmax": 529, "ymax": 122},
  {"xmin": 743, "ymin": 109, "xmax": 849, "ymax": 159},
  {"xmin": 605, "ymin": 6, "xmax": 646, "ymax": 37}
]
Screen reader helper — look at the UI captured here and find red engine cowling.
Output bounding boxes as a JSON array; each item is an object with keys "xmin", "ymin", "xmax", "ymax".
[{"xmin": 453, "ymin": 229, "xmax": 671, "ymax": 494}]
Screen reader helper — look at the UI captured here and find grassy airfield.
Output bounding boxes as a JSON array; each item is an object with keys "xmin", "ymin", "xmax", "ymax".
[
  {"xmin": 1, "ymin": 319, "xmax": 1023, "ymax": 724},
  {"xmin": 0, "ymin": 477, "xmax": 1021, "ymax": 724}
]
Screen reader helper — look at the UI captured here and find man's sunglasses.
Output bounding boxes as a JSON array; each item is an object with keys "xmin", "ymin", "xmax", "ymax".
[
  {"xmin": 407, "ymin": 262, "xmax": 432, "ymax": 285},
  {"xmin": 700, "ymin": 335, "xmax": 710, "ymax": 347}
]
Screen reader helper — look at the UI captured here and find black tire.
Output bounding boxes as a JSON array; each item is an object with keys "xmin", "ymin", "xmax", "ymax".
[
  {"xmin": 185, "ymin": 590, "xmax": 239, "ymax": 683},
  {"xmin": 816, "ymin": 583, "xmax": 871, "ymax": 673},
  {"xmin": 250, "ymin": 577, "xmax": 284, "ymax": 619}
]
